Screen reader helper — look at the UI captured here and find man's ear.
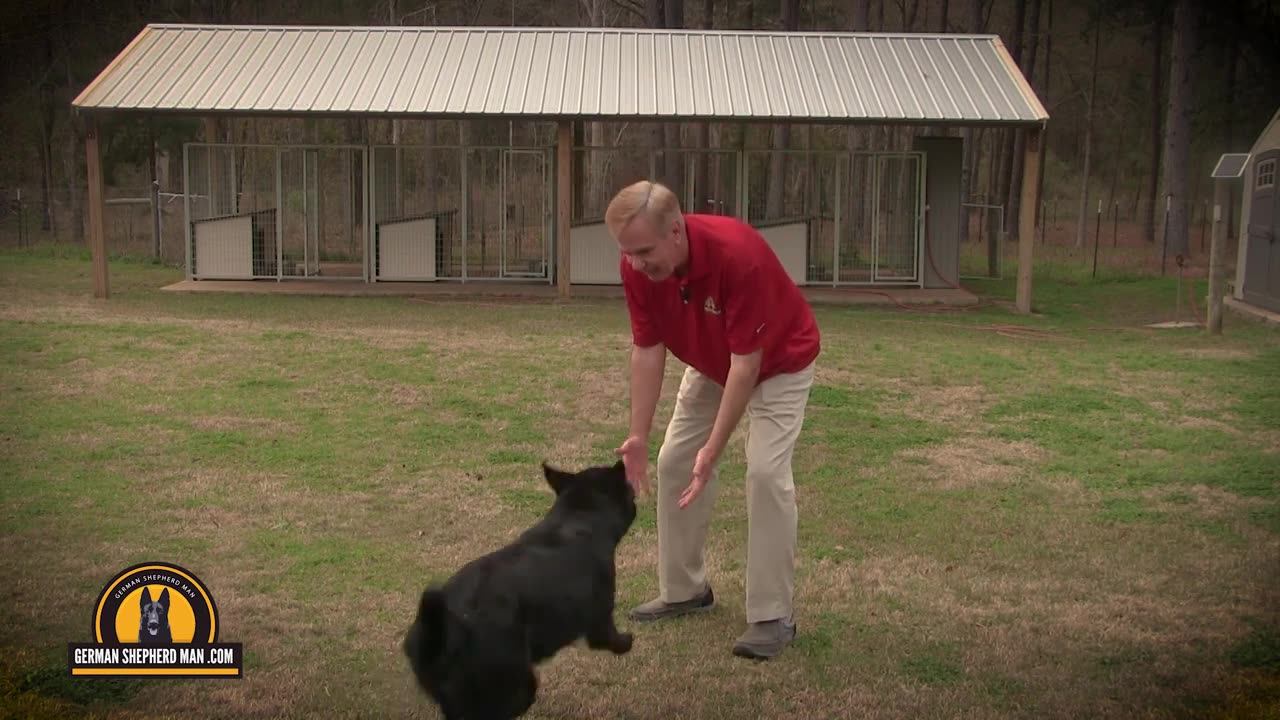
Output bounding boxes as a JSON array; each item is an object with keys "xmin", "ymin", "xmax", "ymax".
[{"xmin": 542, "ymin": 462, "xmax": 574, "ymax": 495}]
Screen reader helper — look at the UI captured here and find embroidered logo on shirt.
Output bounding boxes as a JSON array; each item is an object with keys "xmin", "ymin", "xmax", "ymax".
[{"xmin": 703, "ymin": 297, "xmax": 721, "ymax": 315}]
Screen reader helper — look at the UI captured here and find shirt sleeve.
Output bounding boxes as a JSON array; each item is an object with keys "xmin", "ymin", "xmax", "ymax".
[
  {"xmin": 621, "ymin": 263, "xmax": 662, "ymax": 348},
  {"xmin": 723, "ymin": 261, "xmax": 768, "ymax": 356}
]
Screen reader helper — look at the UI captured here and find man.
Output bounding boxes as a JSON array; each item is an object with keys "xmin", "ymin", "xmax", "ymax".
[{"xmin": 607, "ymin": 180, "xmax": 820, "ymax": 660}]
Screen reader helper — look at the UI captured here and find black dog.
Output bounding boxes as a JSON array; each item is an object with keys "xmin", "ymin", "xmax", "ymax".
[
  {"xmin": 138, "ymin": 587, "xmax": 172, "ymax": 644},
  {"xmin": 404, "ymin": 460, "xmax": 637, "ymax": 720}
]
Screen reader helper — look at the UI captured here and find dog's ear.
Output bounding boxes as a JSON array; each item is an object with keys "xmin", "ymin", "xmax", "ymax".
[
  {"xmin": 158, "ymin": 587, "xmax": 169, "ymax": 608},
  {"xmin": 542, "ymin": 462, "xmax": 575, "ymax": 495},
  {"xmin": 139, "ymin": 588, "xmax": 149, "ymax": 608}
]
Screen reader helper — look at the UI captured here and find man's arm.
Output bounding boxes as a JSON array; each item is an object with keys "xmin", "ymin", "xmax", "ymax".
[
  {"xmin": 700, "ymin": 349, "xmax": 761, "ymax": 463},
  {"xmin": 704, "ymin": 256, "xmax": 769, "ymax": 463},
  {"xmin": 628, "ymin": 342, "xmax": 667, "ymax": 442}
]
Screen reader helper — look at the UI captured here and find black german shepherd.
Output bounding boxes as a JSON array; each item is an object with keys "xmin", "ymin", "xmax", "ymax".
[
  {"xmin": 138, "ymin": 587, "xmax": 173, "ymax": 644},
  {"xmin": 403, "ymin": 460, "xmax": 637, "ymax": 719}
]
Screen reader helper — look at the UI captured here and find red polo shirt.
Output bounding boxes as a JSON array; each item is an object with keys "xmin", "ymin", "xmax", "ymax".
[{"xmin": 621, "ymin": 213, "xmax": 820, "ymax": 387}]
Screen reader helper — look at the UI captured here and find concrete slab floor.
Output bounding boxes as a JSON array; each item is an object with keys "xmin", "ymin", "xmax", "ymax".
[{"xmin": 159, "ymin": 279, "xmax": 980, "ymax": 307}]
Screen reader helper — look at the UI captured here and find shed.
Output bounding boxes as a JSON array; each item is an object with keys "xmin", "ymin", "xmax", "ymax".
[
  {"xmin": 70, "ymin": 24, "xmax": 1048, "ymax": 311},
  {"xmin": 1231, "ymin": 106, "xmax": 1280, "ymax": 317}
]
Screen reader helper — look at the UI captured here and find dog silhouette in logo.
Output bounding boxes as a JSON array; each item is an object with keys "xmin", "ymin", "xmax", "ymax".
[{"xmin": 138, "ymin": 587, "xmax": 173, "ymax": 643}]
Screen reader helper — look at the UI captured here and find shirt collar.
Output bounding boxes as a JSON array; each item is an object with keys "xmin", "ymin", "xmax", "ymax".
[{"xmin": 677, "ymin": 214, "xmax": 711, "ymax": 282}]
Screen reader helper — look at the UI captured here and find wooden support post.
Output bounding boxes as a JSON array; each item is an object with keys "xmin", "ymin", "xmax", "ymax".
[
  {"xmin": 1207, "ymin": 177, "xmax": 1229, "ymax": 334},
  {"xmin": 86, "ymin": 117, "xmax": 109, "ymax": 300},
  {"xmin": 1016, "ymin": 125, "xmax": 1043, "ymax": 314},
  {"xmin": 556, "ymin": 120, "xmax": 572, "ymax": 298}
]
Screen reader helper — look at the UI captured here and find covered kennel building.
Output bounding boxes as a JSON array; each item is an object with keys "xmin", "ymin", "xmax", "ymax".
[{"xmin": 71, "ymin": 24, "xmax": 1048, "ymax": 312}]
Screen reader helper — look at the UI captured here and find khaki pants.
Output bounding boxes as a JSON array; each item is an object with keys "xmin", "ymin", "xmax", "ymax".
[{"xmin": 654, "ymin": 361, "xmax": 815, "ymax": 623}]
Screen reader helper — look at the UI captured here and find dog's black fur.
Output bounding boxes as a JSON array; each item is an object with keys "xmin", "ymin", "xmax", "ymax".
[
  {"xmin": 138, "ymin": 587, "xmax": 172, "ymax": 644},
  {"xmin": 403, "ymin": 460, "xmax": 637, "ymax": 720}
]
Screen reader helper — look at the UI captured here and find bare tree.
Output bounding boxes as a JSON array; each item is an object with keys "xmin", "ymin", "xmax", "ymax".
[
  {"xmin": 847, "ymin": 0, "xmax": 872, "ymax": 158},
  {"xmin": 1162, "ymin": 0, "xmax": 1197, "ymax": 259},
  {"xmin": 663, "ymin": 0, "xmax": 684, "ymax": 192},
  {"xmin": 1142, "ymin": 3, "xmax": 1166, "ymax": 244},
  {"xmin": 694, "ymin": 0, "xmax": 714, "ymax": 213},
  {"xmin": 997, "ymin": 0, "xmax": 1027, "ymax": 247},
  {"xmin": 765, "ymin": 0, "xmax": 800, "ymax": 221},
  {"xmin": 1007, "ymin": 0, "xmax": 1041, "ymax": 245},
  {"xmin": 580, "ymin": 0, "xmax": 608, "ymax": 219},
  {"xmin": 853, "ymin": 0, "xmax": 871, "ymax": 31},
  {"xmin": 1035, "ymin": 0, "xmax": 1053, "ymax": 231},
  {"xmin": 648, "ymin": 0, "xmax": 666, "ymax": 179},
  {"xmin": 1075, "ymin": 7, "xmax": 1101, "ymax": 249}
]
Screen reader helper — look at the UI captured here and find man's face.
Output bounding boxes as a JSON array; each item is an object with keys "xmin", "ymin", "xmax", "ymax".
[{"xmin": 616, "ymin": 212, "xmax": 682, "ymax": 282}]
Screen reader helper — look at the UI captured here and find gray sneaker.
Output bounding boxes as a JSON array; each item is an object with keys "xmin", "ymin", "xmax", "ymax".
[
  {"xmin": 732, "ymin": 617, "xmax": 796, "ymax": 659},
  {"xmin": 628, "ymin": 586, "xmax": 715, "ymax": 622}
]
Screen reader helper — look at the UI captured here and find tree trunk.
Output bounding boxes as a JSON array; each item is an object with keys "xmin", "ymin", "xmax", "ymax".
[
  {"xmin": 1142, "ymin": 5, "xmax": 1166, "ymax": 244},
  {"xmin": 38, "ymin": 89, "xmax": 56, "ymax": 234},
  {"xmin": 1162, "ymin": 0, "xmax": 1197, "ymax": 258},
  {"xmin": 766, "ymin": 0, "xmax": 800, "ymax": 221},
  {"xmin": 695, "ymin": 0, "xmax": 714, "ymax": 212},
  {"xmin": 961, "ymin": 0, "xmax": 984, "ymax": 249},
  {"xmin": 662, "ymin": 0, "xmax": 683, "ymax": 193},
  {"xmin": 1007, "ymin": 0, "xmax": 1041, "ymax": 244},
  {"xmin": 585, "ymin": 0, "xmax": 607, "ymax": 218},
  {"xmin": 847, "ymin": 0, "xmax": 871, "ymax": 155},
  {"xmin": 1035, "ymin": 0, "xmax": 1052, "ymax": 232},
  {"xmin": 648, "ymin": 0, "xmax": 665, "ymax": 179},
  {"xmin": 64, "ymin": 47, "xmax": 85, "ymax": 243},
  {"xmin": 1075, "ymin": 16, "xmax": 1101, "ymax": 250},
  {"xmin": 1224, "ymin": 43, "xmax": 1237, "ymax": 240},
  {"xmin": 853, "ymin": 0, "xmax": 871, "ymax": 30},
  {"xmin": 38, "ymin": 20, "xmax": 58, "ymax": 234},
  {"xmin": 1000, "ymin": 0, "xmax": 1027, "ymax": 244}
]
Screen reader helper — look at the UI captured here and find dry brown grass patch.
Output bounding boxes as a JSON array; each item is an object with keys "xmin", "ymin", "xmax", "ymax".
[
  {"xmin": 899, "ymin": 383, "xmax": 993, "ymax": 424},
  {"xmin": 189, "ymin": 414, "xmax": 299, "ymax": 434},
  {"xmin": 899, "ymin": 436, "xmax": 1047, "ymax": 488},
  {"xmin": 1176, "ymin": 347, "xmax": 1257, "ymax": 361},
  {"xmin": 1141, "ymin": 483, "xmax": 1272, "ymax": 518}
]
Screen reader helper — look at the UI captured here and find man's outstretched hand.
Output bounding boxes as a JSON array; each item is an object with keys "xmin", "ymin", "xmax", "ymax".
[
  {"xmin": 678, "ymin": 446, "xmax": 715, "ymax": 508},
  {"xmin": 616, "ymin": 435, "xmax": 650, "ymax": 496}
]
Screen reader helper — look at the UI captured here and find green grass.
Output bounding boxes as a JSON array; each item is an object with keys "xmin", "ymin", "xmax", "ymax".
[{"xmin": 1, "ymin": 245, "xmax": 1278, "ymax": 719}]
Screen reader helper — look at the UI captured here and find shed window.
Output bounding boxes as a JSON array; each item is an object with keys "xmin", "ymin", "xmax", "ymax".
[{"xmin": 1258, "ymin": 159, "xmax": 1276, "ymax": 189}]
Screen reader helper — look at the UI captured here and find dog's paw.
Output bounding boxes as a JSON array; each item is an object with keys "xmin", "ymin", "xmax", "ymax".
[{"xmin": 610, "ymin": 632, "xmax": 633, "ymax": 654}]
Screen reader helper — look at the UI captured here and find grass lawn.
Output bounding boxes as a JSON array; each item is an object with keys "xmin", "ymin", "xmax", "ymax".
[{"xmin": 1, "ymin": 245, "xmax": 1278, "ymax": 719}]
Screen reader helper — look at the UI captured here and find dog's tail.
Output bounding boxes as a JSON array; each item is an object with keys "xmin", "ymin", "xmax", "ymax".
[{"xmin": 413, "ymin": 587, "xmax": 450, "ymax": 661}]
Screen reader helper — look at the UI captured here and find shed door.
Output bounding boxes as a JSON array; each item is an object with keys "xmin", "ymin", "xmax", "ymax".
[{"xmin": 1244, "ymin": 152, "xmax": 1280, "ymax": 313}]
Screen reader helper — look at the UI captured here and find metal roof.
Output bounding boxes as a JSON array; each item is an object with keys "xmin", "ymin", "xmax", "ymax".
[{"xmin": 72, "ymin": 24, "xmax": 1048, "ymax": 125}]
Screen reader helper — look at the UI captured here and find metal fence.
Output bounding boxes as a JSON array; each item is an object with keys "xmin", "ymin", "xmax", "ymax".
[
  {"xmin": 4, "ymin": 142, "xmax": 928, "ymax": 289},
  {"xmin": 742, "ymin": 150, "xmax": 924, "ymax": 286},
  {"xmin": 574, "ymin": 146, "xmax": 926, "ymax": 287},
  {"xmin": 959, "ymin": 202, "xmax": 1005, "ymax": 279},
  {"xmin": 0, "ymin": 185, "xmax": 189, "ymax": 263},
  {"xmin": 182, "ymin": 142, "xmax": 556, "ymax": 283}
]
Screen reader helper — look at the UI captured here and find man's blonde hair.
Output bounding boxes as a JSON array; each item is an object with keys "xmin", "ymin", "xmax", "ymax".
[{"xmin": 604, "ymin": 180, "xmax": 682, "ymax": 239}]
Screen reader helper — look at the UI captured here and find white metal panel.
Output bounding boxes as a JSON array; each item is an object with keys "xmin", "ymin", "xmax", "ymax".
[
  {"xmin": 377, "ymin": 218, "xmax": 437, "ymax": 281},
  {"xmin": 570, "ymin": 223, "xmax": 622, "ymax": 285},
  {"xmin": 758, "ymin": 223, "xmax": 809, "ymax": 286},
  {"xmin": 74, "ymin": 25, "xmax": 1049, "ymax": 125},
  {"xmin": 193, "ymin": 215, "xmax": 253, "ymax": 279}
]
